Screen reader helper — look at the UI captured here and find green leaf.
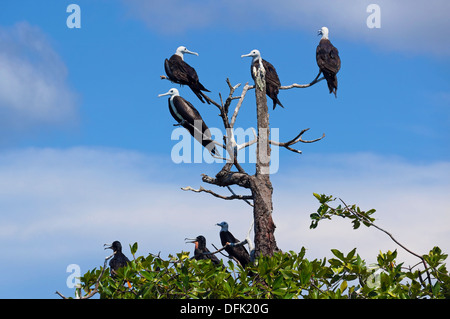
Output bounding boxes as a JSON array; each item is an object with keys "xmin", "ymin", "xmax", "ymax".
[
  {"xmin": 432, "ymin": 282, "xmax": 441, "ymax": 296},
  {"xmin": 346, "ymin": 248, "xmax": 357, "ymax": 260},
  {"xmin": 340, "ymin": 280, "xmax": 348, "ymax": 293},
  {"xmin": 130, "ymin": 242, "xmax": 138, "ymax": 255},
  {"xmin": 352, "ymin": 219, "xmax": 361, "ymax": 229},
  {"xmin": 140, "ymin": 270, "xmax": 153, "ymax": 281},
  {"xmin": 331, "ymin": 249, "xmax": 345, "ymax": 261},
  {"xmin": 273, "ymin": 276, "xmax": 284, "ymax": 290}
]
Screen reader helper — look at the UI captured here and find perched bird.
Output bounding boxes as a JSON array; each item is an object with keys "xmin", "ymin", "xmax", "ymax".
[
  {"xmin": 241, "ymin": 49, "xmax": 284, "ymax": 110},
  {"xmin": 316, "ymin": 26, "xmax": 341, "ymax": 97},
  {"xmin": 185, "ymin": 235, "xmax": 221, "ymax": 266},
  {"xmin": 158, "ymin": 88, "xmax": 219, "ymax": 156},
  {"xmin": 164, "ymin": 46, "xmax": 211, "ymax": 104},
  {"xmin": 216, "ymin": 221, "xmax": 251, "ymax": 268},
  {"xmin": 104, "ymin": 241, "xmax": 130, "ymax": 277}
]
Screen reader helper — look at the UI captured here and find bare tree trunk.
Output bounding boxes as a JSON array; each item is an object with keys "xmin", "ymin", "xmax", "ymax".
[
  {"xmin": 252, "ymin": 79, "xmax": 279, "ymax": 257},
  {"xmin": 180, "ymin": 76, "xmax": 325, "ymax": 259}
]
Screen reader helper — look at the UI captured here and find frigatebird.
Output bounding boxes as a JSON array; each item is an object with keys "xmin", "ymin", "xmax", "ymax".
[
  {"xmin": 241, "ymin": 49, "xmax": 284, "ymax": 110},
  {"xmin": 164, "ymin": 46, "xmax": 210, "ymax": 104},
  {"xmin": 158, "ymin": 88, "xmax": 219, "ymax": 156},
  {"xmin": 216, "ymin": 221, "xmax": 251, "ymax": 268},
  {"xmin": 316, "ymin": 27, "xmax": 341, "ymax": 97},
  {"xmin": 104, "ymin": 241, "xmax": 130, "ymax": 277},
  {"xmin": 185, "ymin": 235, "xmax": 221, "ymax": 266}
]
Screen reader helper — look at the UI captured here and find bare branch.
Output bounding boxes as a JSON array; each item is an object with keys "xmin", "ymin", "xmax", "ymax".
[
  {"xmin": 245, "ymin": 220, "xmax": 255, "ymax": 262},
  {"xmin": 236, "ymin": 128, "xmax": 257, "ymax": 151},
  {"xmin": 270, "ymin": 128, "xmax": 325, "ymax": 154},
  {"xmin": 203, "ymin": 78, "xmax": 240, "ymax": 114},
  {"xmin": 224, "ymin": 79, "xmax": 241, "ymax": 113},
  {"xmin": 280, "ymin": 76, "xmax": 325, "ymax": 90},
  {"xmin": 55, "ymin": 290, "xmax": 67, "ymax": 299},
  {"xmin": 212, "ymin": 140, "xmax": 226, "ymax": 150},
  {"xmin": 246, "ymin": 75, "xmax": 325, "ymax": 92},
  {"xmin": 211, "ymin": 243, "xmax": 231, "ymax": 259},
  {"xmin": 203, "ymin": 239, "xmax": 249, "ymax": 257},
  {"xmin": 204, "ymin": 243, "xmax": 233, "ymax": 256},
  {"xmin": 230, "ymin": 82, "xmax": 251, "ymax": 128},
  {"xmin": 227, "ymin": 186, "xmax": 253, "ymax": 207},
  {"xmin": 181, "ymin": 185, "xmax": 253, "ymax": 202},
  {"xmin": 203, "ymin": 94, "xmax": 222, "ymax": 109}
]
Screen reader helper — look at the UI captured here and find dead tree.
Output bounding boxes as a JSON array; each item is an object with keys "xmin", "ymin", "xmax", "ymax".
[{"xmin": 173, "ymin": 73, "xmax": 325, "ymax": 259}]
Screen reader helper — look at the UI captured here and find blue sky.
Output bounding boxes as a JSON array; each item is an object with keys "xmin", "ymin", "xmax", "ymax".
[{"xmin": 0, "ymin": 0, "xmax": 449, "ymax": 298}]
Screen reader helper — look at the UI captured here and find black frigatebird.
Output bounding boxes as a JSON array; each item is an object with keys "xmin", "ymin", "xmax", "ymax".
[
  {"xmin": 185, "ymin": 235, "xmax": 221, "ymax": 266},
  {"xmin": 216, "ymin": 221, "xmax": 251, "ymax": 268},
  {"xmin": 104, "ymin": 241, "xmax": 130, "ymax": 277}
]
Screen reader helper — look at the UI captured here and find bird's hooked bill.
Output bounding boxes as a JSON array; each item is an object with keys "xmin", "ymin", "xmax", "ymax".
[
  {"xmin": 104, "ymin": 243, "xmax": 112, "ymax": 250},
  {"xmin": 241, "ymin": 53, "xmax": 252, "ymax": 58},
  {"xmin": 185, "ymin": 49, "xmax": 199, "ymax": 56},
  {"xmin": 184, "ymin": 237, "xmax": 197, "ymax": 243},
  {"xmin": 158, "ymin": 91, "xmax": 171, "ymax": 97}
]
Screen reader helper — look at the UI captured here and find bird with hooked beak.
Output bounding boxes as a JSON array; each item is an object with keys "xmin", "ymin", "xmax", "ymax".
[
  {"xmin": 241, "ymin": 49, "xmax": 284, "ymax": 110},
  {"xmin": 185, "ymin": 235, "xmax": 222, "ymax": 265},
  {"xmin": 104, "ymin": 241, "xmax": 130, "ymax": 277},
  {"xmin": 158, "ymin": 87, "xmax": 219, "ymax": 156},
  {"xmin": 216, "ymin": 221, "xmax": 251, "ymax": 269},
  {"xmin": 164, "ymin": 46, "xmax": 211, "ymax": 104},
  {"xmin": 316, "ymin": 26, "xmax": 341, "ymax": 97}
]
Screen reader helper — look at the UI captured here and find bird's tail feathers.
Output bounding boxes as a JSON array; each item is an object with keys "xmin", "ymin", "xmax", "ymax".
[
  {"xmin": 197, "ymin": 81, "xmax": 210, "ymax": 92},
  {"xmin": 326, "ymin": 75, "xmax": 338, "ymax": 98},
  {"xmin": 204, "ymin": 140, "xmax": 219, "ymax": 156},
  {"xmin": 273, "ymin": 98, "xmax": 285, "ymax": 110},
  {"xmin": 192, "ymin": 89, "xmax": 211, "ymax": 104}
]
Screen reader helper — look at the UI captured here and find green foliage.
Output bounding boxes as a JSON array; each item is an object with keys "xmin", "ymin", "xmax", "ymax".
[
  {"xmin": 74, "ymin": 193, "xmax": 449, "ymax": 299},
  {"xmin": 77, "ymin": 245, "xmax": 449, "ymax": 299},
  {"xmin": 310, "ymin": 193, "xmax": 376, "ymax": 230}
]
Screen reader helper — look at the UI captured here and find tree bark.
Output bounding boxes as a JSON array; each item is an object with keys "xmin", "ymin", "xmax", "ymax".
[{"xmin": 252, "ymin": 77, "xmax": 279, "ymax": 257}]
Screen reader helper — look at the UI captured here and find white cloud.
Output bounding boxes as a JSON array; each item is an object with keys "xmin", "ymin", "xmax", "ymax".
[
  {"xmin": 0, "ymin": 147, "xmax": 448, "ymax": 297},
  {"xmin": 123, "ymin": 0, "xmax": 450, "ymax": 56},
  {"xmin": 271, "ymin": 153, "xmax": 450, "ymax": 264},
  {"xmin": 0, "ymin": 22, "xmax": 78, "ymax": 135}
]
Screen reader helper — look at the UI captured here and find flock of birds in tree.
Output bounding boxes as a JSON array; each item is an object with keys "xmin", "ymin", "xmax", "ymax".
[
  {"xmin": 105, "ymin": 221, "xmax": 251, "ymax": 276},
  {"xmin": 158, "ymin": 26, "xmax": 340, "ymax": 158},
  {"xmin": 106, "ymin": 27, "xmax": 341, "ymax": 277}
]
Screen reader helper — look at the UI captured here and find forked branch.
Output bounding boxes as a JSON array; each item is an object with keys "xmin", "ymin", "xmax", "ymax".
[
  {"xmin": 181, "ymin": 185, "xmax": 253, "ymax": 202},
  {"xmin": 280, "ymin": 75, "xmax": 325, "ymax": 90},
  {"xmin": 270, "ymin": 128, "xmax": 325, "ymax": 154},
  {"xmin": 246, "ymin": 74, "xmax": 326, "ymax": 91}
]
